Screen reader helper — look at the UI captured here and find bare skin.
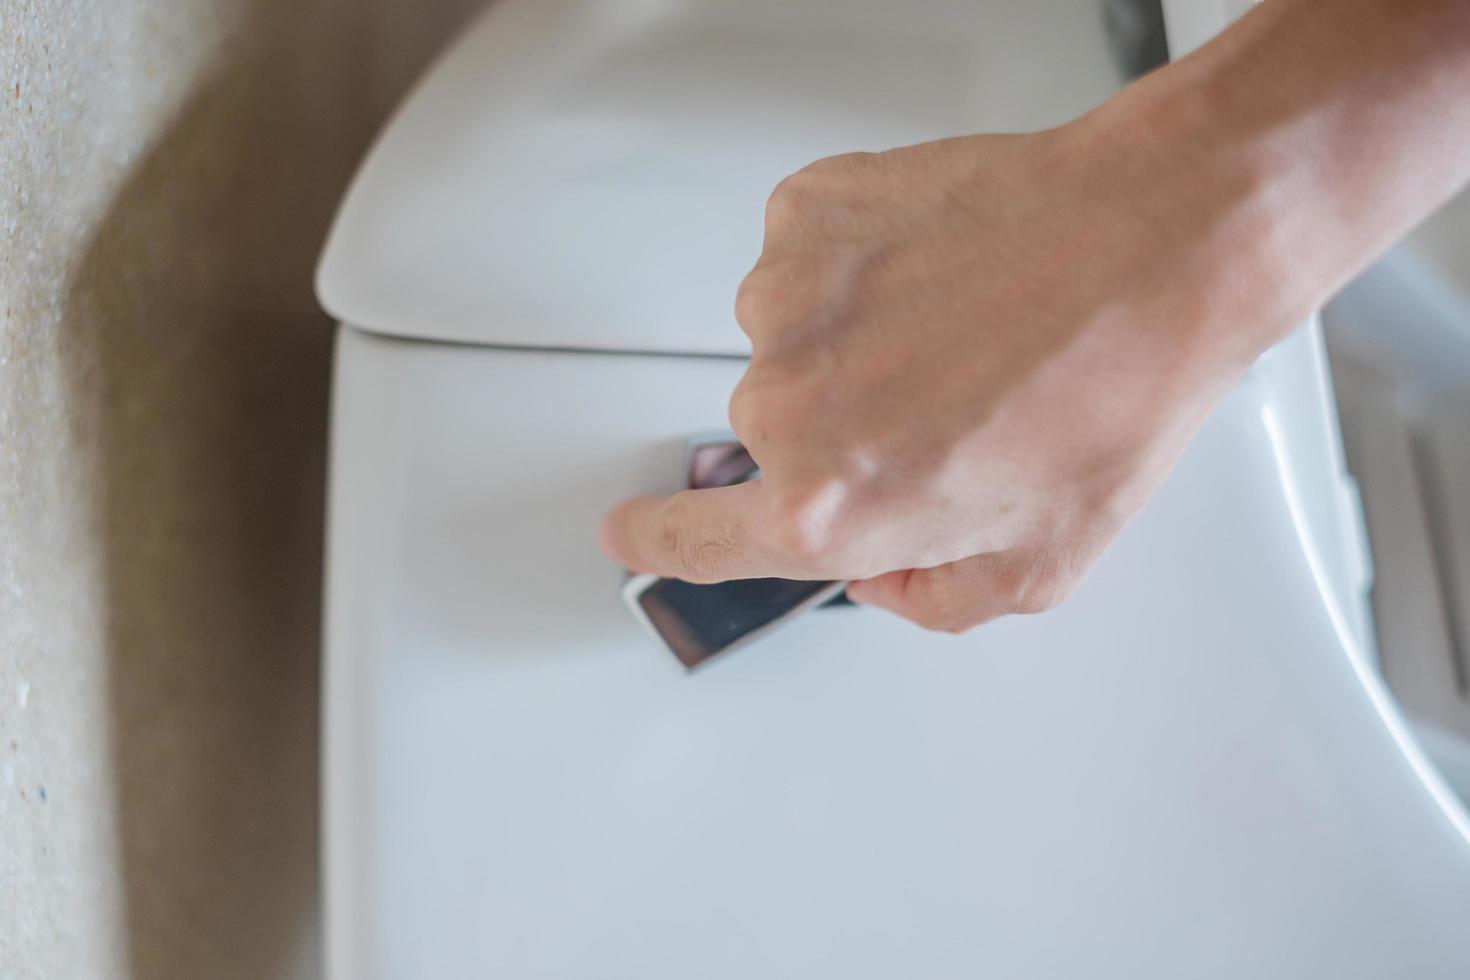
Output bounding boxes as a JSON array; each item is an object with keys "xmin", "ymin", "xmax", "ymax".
[{"xmin": 600, "ymin": 0, "xmax": 1470, "ymax": 631}]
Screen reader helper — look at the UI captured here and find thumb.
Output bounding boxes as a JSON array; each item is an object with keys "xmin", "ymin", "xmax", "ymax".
[{"xmin": 846, "ymin": 552, "xmax": 1037, "ymax": 632}]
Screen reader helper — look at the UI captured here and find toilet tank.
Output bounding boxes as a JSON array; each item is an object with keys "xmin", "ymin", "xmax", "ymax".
[{"xmin": 315, "ymin": 1, "xmax": 1470, "ymax": 977}]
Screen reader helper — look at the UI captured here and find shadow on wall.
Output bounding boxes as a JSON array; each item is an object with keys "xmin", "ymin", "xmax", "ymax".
[{"xmin": 58, "ymin": 0, "xmax": 480, "ymax": 976}]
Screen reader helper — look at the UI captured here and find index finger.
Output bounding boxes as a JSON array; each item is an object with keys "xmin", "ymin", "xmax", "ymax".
[{"xmin": 598, "ymin": 482, "xmax": 802, "ymax": 583}]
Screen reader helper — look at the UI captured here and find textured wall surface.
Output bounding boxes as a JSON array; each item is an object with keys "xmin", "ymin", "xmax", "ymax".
[{"xmin": 0, "ymin": 0, "xmax": 479, "ymax": 977}]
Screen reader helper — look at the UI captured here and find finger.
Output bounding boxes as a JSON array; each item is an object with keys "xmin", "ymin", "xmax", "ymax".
[
  {"xmin": 599, "ymin": 483, "xmax": 803, "ymax": 583},
  {"xmin": 846, "ymin": 552, "xmax": 1032, "ymax": 632}
]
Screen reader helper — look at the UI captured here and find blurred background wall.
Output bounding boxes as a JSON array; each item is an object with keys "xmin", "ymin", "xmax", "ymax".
[{"xmin": 0, "ymin": 1, "xmax": 480, "ymax": 976}]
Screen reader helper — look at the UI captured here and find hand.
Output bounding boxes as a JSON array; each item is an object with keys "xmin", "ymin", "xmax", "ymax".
[
  {"xmin": 600, "ymin": 0, "xmax": 1470, "ymax": 632},
  {"xmin": 601, "ymin": 111, "xmax": 1272, "ymax": 630}
]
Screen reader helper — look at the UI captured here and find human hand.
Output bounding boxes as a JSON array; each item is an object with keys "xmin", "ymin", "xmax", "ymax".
[
  {"xmin": 600, "ymin": 0, "xmax": 1470, "ymax": 631},
  {"xmin": 600, "ymin": 106, "xmax": 1281, "ymax": 630}
]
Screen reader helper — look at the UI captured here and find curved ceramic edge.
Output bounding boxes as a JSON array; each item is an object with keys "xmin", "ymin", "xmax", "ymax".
[
  {"xmin": 1264, "ymin": 404, "xmax": 1470, "ymax": 842},
  {"xmin": 315, "ymin": 0, "xmax": 1125, "ymax": 354}
]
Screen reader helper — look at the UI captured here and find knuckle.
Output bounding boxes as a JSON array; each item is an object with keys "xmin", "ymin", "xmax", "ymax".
[
  {"xmin": 736, "ymin": 261, "xmax": 826, "ymax": 340},
  {"xmin": 653, "ymin": 506, "xmax": 690, "ymax": 568},
  {"xmin": 734, "ymin": 271, "xmax": 775, "ymax": 328},
  {"xmin": 908, "ymin": 604, "xmax": 962, "ymax": 633},
  {"xmin": 654, "ymin": 494, "xmax": 744, "ymax": 583},
  {"xmin": 766, "ymin": 512, "xmax": 830, "ymax": 565},
  {"xmin": 764, "ymin": 174, "xmax": 810, "ymax": 227},
  {"xmin": 727, "ymin": 381, "xmax": 765, "ymax": 442},
  {"xmin": 909, "ymin": 600, "xmax": 975, "ymax": 634},
  {"xmin": 765, "ymin": 154, "xmax": 872, "ymax": 228},
  {"xmin": 1007, "ymin": 564, "xmax": 1073, "ymax": 616},
  {"xmin": 905, "ymin": 573, "xmax": 974, "ymax": 634},
  {"xmin": 653, "ymin": 501, "xmax": 707, "ymax": 581},
  {"xmin": 763, "ymin": 481, "xmax": 846, "ymax": 566},
  {"xmin": 729, "ymin": 360, "xmax": 805, "ymax": 443}
]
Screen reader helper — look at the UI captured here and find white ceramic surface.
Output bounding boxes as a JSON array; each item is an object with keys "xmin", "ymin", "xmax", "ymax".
[
  {"xmin": 318, "ymin": 1, "xmax": 1470, "ymax": 976},
  {"xmin": 323, "ymin": 327, "xmax": 1470, "ymax": 979}
]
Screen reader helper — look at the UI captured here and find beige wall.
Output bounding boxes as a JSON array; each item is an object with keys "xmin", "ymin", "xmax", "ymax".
[{"xmin": 0, "ymin": 1, "xmax": 479, "ymax": 976}]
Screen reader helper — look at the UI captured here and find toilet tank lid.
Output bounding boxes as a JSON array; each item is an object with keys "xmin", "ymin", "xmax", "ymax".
[{"xmin": 315, "ymin": 0, "xmax": 1123, "ymax": 355}]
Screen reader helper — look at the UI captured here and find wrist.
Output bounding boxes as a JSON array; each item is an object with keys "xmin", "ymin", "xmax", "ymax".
[
  {"xmin": 1091, "ymin": 0, "xmax": 1470, "ymax": 374},
  {"xmin": 1053, "ymin": 70, "xmax": 1301, "ymax": 389}
]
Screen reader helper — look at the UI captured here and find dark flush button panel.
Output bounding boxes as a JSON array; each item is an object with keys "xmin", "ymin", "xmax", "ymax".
[{"xmin": 622, "ymin": 437, "xmax": 848, "ymax": 669}]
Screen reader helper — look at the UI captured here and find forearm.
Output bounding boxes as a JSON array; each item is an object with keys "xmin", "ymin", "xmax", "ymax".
[{"xmin": 1092, "ymin": 0, "xmax": 1470, "ymax": 367}]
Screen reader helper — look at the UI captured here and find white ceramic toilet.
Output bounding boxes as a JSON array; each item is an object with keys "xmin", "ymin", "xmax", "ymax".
[{"xmin": 315, "ymin": 1, "xmax": 1470, "ymax": 976}]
